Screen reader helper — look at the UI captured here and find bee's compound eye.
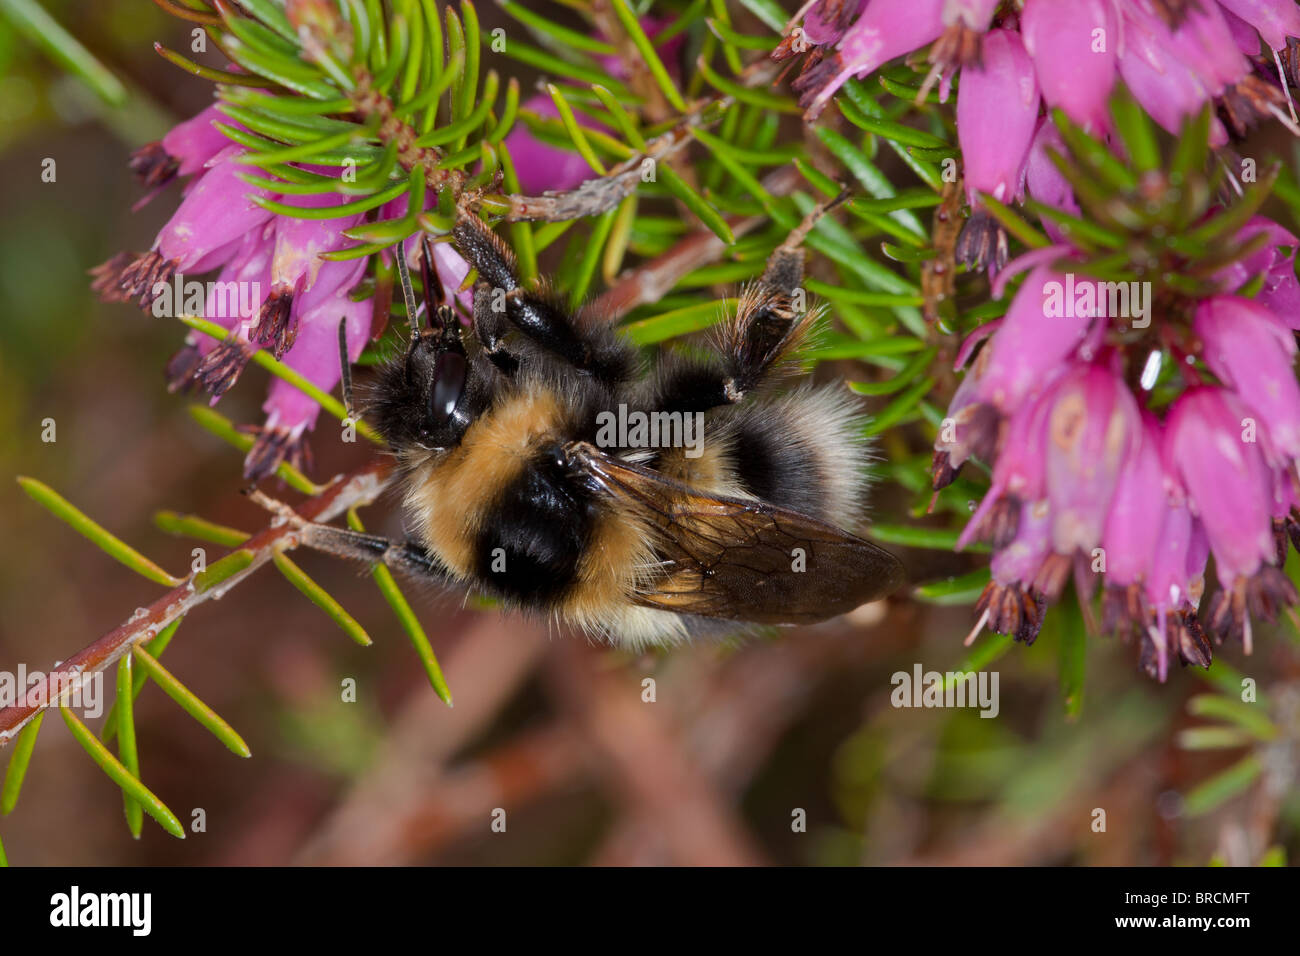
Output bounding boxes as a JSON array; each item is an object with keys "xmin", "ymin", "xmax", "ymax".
[{"xmin": 431, "ymin": 351, "xmax": 466, "ymax": 424}]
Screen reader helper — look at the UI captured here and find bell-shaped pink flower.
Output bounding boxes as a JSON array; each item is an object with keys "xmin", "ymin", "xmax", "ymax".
[
  {"xmin": 1142, "ymin": 501, "xmax": 1210, "ymax": 680},
  {"xmin": 1021, "ymin": 0, "xmax": 1117, "ymax": 131},
  {"xmin": 1164, "ymin": 387, "xmax": 1277, "ymax": 584},
  {"xmin": 957, "ymin": 29, "xmax": 1040, "ymax": 207},
  {"xmin": 973, "ymin": 267, "xmax": 1095, "ymax": 412},
  {"xmin": 1195, "ymin": 295, "xmax": 1300, "ymax": 461},
  {"xmin": 802, "ymin": 0, "xmax": 866, "ymax": 44},
  {"xmin": 1215, "ymin": 0, "xmax": 1300, "ymax": 51},
  {"xmin": 802, "ymin": 0, "xmax": 945, "ymax": 117},
  {"xmin": 1118, "ymin": 26, "xmax": 1230, "ymax": 145},
  {"xmin": 1217, "ymin": 217, "xmax": 1300, "ymax": 327},
  {"xmin": 1100, "ymin": 413, "xmax": 1167, "ymax": 587},
  {"xmin": 156, "ymin": 146, "xmax": 276, "ymax": 273},
  {"xmin": 1024, "ymin": 121, "xmax": 1081, "ymax": 244},
  {"xmin": 248, "ymin": 280, "xmax": 373, "ymax": 478},
  {"xmin": 1040, "ymin": 362, "xmax": 1142, "ymax": 555},
  {"xmin": 256, "ymin": 191, "xmax": 367, "ymax": 358}
]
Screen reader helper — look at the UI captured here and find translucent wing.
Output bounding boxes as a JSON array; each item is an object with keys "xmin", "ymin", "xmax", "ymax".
[{"xmin": 568, "ymin": 442, "xmax": 906, "ymax": 624}]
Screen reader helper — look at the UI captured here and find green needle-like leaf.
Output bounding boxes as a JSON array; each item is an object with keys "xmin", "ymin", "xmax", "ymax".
[
  {"xmin": 1, "ymin": 712, "xmax": 43, "ymax": 815},
  {"xmin": 272, "ymin": 551, "xmax": 373, "ymax": 647},
  {"xmin": 0, "ymin": 0, "xmax": 127, "ymax": 105},
  {"xmin": 102, "ymin": 619, "xmax": 184, "ymax": 747},
  {"xmin": 1186, "ymin": 694, "xmax": 1278, "ymax": 740},
  {"xmin": 185, "ymin": 405, "xmax": 322, "ymax": 496},
  {"xmin": 914, "ymin": 568, "xmax": 991, "ymax": 605},
  {"xmin": 61, "ymin": 706, "xmax": 185, "ymax": 839},
  {"xmin": 568, "ymin": 208, "xmax": 619, "ymax": 307},
  {"xmin": 547, "ymin": 84, "xmax": 608, "ymax": 176},
  {"xmin": 659, "ymin": 165, "xmax": 734, "ymax": 243},
  {"xmin": 867, "ymin": 523, "xmax": 988, "ymax": 553},
  {"xmin": 1183, "ymin": 754, "xmax": 1263, "ymax": 816},
  {"xmin": 116, "ymin": 655, "xmax": 143, "ymax": 839},
  {"xmin": 979, "ymin": 194, "xmax": 1051, "ymax": 250},
  {"xmin": 733, "ymin": 0, "xmax": 786, "ymax": 31},
  {"xmin": 863, "ymin": 377, "xmax": 934, "ymax": 436},
  {"xmin": 132, "ymin": 647, "xmax": 251, "ymax": 758},
  {"xmin": 1056, "ymin": 606, "xmax": 1086, "ymax": 719},
  {"xmin": 193, "ymin": 549, "xmax": 256, "ymax": 593},
  {"xmin": 17, "ymin": 477, "xmax": 183, "ymax": 587},
  {"xmin": 610, "ymin": 0, "xmax": 687, "ymax": 112},
  {"xmin": 623, "ymin": 298, "xmax": 736, "ymax": 345},
  {"xmin": 154, "ymin": 511, "xmax": 251, "ymax": 548},
  {"xmin": 347, "ymin": 510, "xmax": 452, "ymax": 705}
]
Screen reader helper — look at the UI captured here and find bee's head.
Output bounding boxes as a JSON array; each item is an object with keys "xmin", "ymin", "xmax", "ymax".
[{"xmin": 368, "ymin": 310, "xmax": 485, "ymax": 452}]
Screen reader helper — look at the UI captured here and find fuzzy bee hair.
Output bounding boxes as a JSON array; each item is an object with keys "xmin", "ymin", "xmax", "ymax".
[{"xmin": 293, "ymin": 203, "xmax": 903, "ymax": 648}]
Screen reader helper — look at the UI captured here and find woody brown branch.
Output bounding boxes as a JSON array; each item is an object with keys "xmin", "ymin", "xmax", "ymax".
[{"xmin": 0, "ymin": 460, "xmax": 393, "ymax": 747}]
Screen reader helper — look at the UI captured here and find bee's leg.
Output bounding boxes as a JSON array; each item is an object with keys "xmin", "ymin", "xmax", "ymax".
[
  {"xmin": 644, "ymin": 191, "xmax": 849, "ymax": 414},
  {"xmin": 244, "ymin": 490, "xmax": 451, "ymax": 582},
  {"xmin": 471, "ymin": 279, "xmax": 520, "ymax": 375},
  {"xmin": 452, "ymin": 212, "xmax": 633, "ymax": 385},
  {"xmin": 296, "ymin": 524, "xmax": 453, "ymax": 582}
]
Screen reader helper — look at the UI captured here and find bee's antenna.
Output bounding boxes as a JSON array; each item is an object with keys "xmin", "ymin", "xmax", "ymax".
[
  {"xmin": 337, "ymin": 316, "xmax": 355, "ymax": 422},
  {"xmin": 419, "ymin": 234, "xmax": 446, "ymax": 335},
  {"xmin": 395, "ymin": 241, "xmax": 421, "ymax": 340}
]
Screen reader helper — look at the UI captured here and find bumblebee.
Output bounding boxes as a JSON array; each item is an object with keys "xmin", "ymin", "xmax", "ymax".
[{"xmin": 282, "ymin": 199, "xmax": 905, "ymax": 647}]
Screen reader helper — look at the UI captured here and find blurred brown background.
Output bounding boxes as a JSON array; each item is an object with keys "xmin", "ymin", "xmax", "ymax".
[{"xmin": 0, "ymin": 0, "xmax": 1296, "ymax": 867}]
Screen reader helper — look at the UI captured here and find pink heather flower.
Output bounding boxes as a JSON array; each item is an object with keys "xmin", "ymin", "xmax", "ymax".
[
  {"xmin": 1096, "ymin": 413, "xmax": 1213, "ymax": 680},
  {"xmin": 93, "ymin": 145, "xmax": 278, "ymax": 309},
  {"xmin": 1217, "ymin": 217, "xmax": 1300, "ymax": 326},
  {"xmin": 801, "ymin": 0, "xmax": 867, "ymax": 45},
  {"xmin": 797, "ymin": 0, "xmax": 946, "ymax": 117},
  {"xmin": 957, "ymin": 383, "xmax": 1053, "ymax": 552},
  {"xmin": 974, "ymin": 498, "xmax": 1052, "ymax": 645},
  {"xmin": 971, "ymin": 267, "xmax": 1095, "ymax": 412},
  {"xmin": 957, "ymin": 30, "xmax": 1039, "ymax": 208},
  {"xmin": 1216, "ymin": 0, "xmax": 1300, "ymax": 52},
  {"xmin": 257, "ymin": 190, "xmax": 368, "ymax": 358},
  {"xmin": 1194, "ymin": 295, "xmax": 1300, "ymax": 461},
  {"xmin": 954, "ymin": 28, "xmax": 1039, "ymax": 268},
  {"xmin": 1163, "ymin": 387, "xmax": 1298, "ymax": 653},
  {"xmin": 1118, "ymin": 7, "xmax": 1235, "ymax": 145},
  {"xmin": 101, "ymin": 86, "xmax": 600, "ymax": 482},
  {"xmin": 128, "ymin": 103, "xmax": 231, "ymax": 190},
  {"xmin": 1040, "ymin": 361, "xmax": 1142, "ymax": 556},
  {"xmin": 1165, "ymin": 388, "xmax": 1278, "ymax": 589},
  {"xmin": 156, "ymin": 146, "xmax": 276, "ymax": 272},
  {"xmin": 1101, "ymin": 413, "xmax": 1167, "ymax": 588},
  {"xmin": 1020, "ymin": 0, "xmax": 1117, "ymax": 132},
  {"xmin": 1141, "ymin": 499, "xmax": 1210, "ymax": 680},
  {"xmin": 249, "ymin": 274, "xmax": 373, "ymax": 478},
  {"xmin": 1127, "ymin": 0, "xmax": 1248, "ymax": 98},
  {"xmin": 1024, "ymin": 121, "xmax": 1081, "ymax": 244}
]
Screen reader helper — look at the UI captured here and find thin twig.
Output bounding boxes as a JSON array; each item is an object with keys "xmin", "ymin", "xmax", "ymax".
[
  {"xmin": 592, "ymin": 164, "xmax": 804, "ymax": 320},
  {"xmin": 0, "ymin": 460, "xmax": 392, "ymax": 747}
]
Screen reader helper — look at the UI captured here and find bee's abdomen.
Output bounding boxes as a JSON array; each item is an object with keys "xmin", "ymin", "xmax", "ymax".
[{"xmin": 473, "ymin": 451, "xmax": 594, "ymax": 604}]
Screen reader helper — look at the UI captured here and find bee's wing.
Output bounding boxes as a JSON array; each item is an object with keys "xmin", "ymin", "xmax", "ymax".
[{"xmin": 568, "ymin": 442, "xmax": 906, "ymax": 624}]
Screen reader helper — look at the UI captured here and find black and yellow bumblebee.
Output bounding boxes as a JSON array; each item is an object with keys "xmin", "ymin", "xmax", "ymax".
[{"xmin": 286, "ymin": 200, "xmax": 905, "ymax": 647}]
